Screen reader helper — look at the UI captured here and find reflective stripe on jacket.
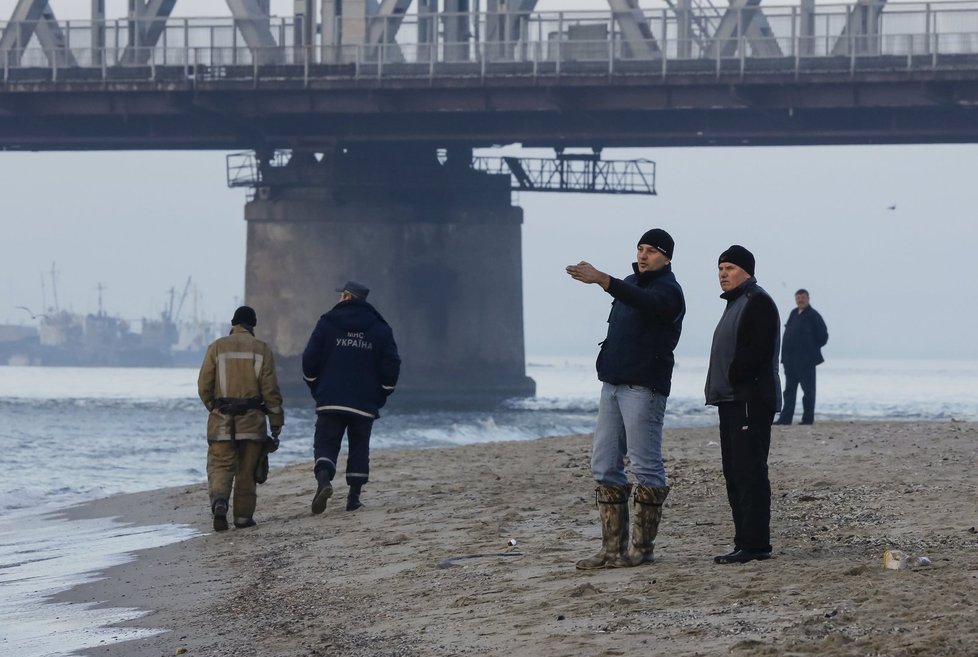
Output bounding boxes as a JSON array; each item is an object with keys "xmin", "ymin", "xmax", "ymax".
[{"xmin": 198, "ymin": 325, "xmax": 284, "ymax": 441}]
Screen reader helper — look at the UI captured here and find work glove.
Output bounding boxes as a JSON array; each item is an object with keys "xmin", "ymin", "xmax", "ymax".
[{"xmin": 267, "ymin": 428, "xmax": 281, "ymax": 453}]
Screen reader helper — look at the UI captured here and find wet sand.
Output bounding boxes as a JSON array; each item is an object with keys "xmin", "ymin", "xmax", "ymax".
[{"xmin": 61, "ymin": 421, "xmax": 978, "ymax": 657}]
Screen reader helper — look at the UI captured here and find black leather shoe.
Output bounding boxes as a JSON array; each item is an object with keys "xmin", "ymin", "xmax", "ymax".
[
  {"xmin": 346, "ymin": 494, "xmax": 363, "ymax": 511},
  {"xmin": 773, "ymin": 419, "xmax": 791, "ymax": 426},
  {"xmin": 234, "ymin": 518, "xmax": 257, "ymax": 529},
  {"xmin": 714, "ymin": 549, "xmax": 771, "ymax": 564}
]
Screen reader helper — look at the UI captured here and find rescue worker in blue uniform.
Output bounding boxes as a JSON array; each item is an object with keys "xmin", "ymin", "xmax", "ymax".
[{"xmin": 302, "ymin": 281, "xmax": 401, "ymax": 513}]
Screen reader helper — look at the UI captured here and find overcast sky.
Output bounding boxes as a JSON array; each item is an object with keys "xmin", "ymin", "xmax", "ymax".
[{"xmin": 1, "ymin": 1, "xmax": 974, "ymax": 362}]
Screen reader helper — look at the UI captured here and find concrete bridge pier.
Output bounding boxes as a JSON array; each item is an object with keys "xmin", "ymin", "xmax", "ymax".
[{"xmin": 243, "ymin": 145, "xmax": 536, "ymax": 407}]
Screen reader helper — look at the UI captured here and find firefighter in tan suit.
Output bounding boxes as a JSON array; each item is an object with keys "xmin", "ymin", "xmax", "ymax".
[{"xmin": 198, "ymin": 306, "xmax": 284, "ymax": 532}]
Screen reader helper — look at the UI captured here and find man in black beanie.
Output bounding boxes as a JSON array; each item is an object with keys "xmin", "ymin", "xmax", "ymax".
[
  {"xmin": 705, "ymin": 246, "xmax": 782, "ymax": 564},
  {"xmin": 197, "ymin": 305, "xmax": 284, "ymax": 532},
  {"xmin": 566, "ymin": 229, "xmax": 685, "ymax": 569}
]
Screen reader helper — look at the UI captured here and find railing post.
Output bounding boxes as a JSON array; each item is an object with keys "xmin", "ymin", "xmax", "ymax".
[
  {"xmin": 556, "ymin": 12, "xmax": 563, "ymax": 77},
  {"xmin": 304, "ymin": 44, "xmax": 310, "ymax": 86},
  {"xmin": 193, "ymin": 46, "xmax": 199, "ymax": 87},
  {"xmin": 715, "ymin": 36, "xmax": 720, "ymax": 77},
  {"xmin": 102, "ymin": 48, "xmax": 108, "ymax": 80},
  {"xmin": 932, "ymin": 31, "xmax": 938, "ymax": 69},
  {"xmin": 661, "ymin": 8, "xmax": 668, "ymax": 79},
  {"xmin": 850, "ymin": 33, "xmax": 856, "ymax": 75},
  {"xmin": 480, "ymin": 39, "xmax": 486, "ymax": 79}
]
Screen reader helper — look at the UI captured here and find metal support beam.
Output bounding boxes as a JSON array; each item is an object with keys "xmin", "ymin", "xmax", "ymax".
[
  {"xmin": 294, "ymin": 0, "xmax": 314, "ymax": 47},
  {"xmin": 225, "ymin": 0, "xmax": 283, "ymax": 64},
  {"xmin": 34, "ymin": 5, "xmax": 78, "ymax": 67},
  {"xmin": 799, "ymin": 0, "xmax": 815, "ymax": 56},
  {"xmin": 705, "ymin": 0, "xmax": 783, "ymax": 59},
  {"xmin": 0, "ymin": 0, "xmax": 78, "ymax": 67},
  {"xmin": 443, "ymin": 0, "xmax": 471, "ymax": 63},
  {"xmin": 120, "ymin": 0, "xmax": 177, "ymax": 64},
  {"xmin": 607, "ymin": 0, "xmax": 660, "ymax": 59},
  {"xmin": 91, "ymin": 0, "xmax": 105, "ymax": 65},
  {"xmin": 833, "ymin": 0, "xmax": 887, "ymax": 56},
  {"xmin": 485, "ymin": 0, "xmax": 536, "ymax": 61}
]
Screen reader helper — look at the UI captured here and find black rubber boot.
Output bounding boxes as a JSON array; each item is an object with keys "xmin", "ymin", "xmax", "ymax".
[
  {"xmin": 346, "ymin": 482, "xmax": 364, "ymax": 511},
  {"xmin": 311, "ymin": 470, "xmax": 333, "ymax": 515},
  {"xmin": 212, "ymin": 498, "xmax": 229, "ymax": 532}
]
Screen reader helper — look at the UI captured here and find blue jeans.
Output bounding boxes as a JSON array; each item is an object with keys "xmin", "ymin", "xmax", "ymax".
[{"xmin": 590, "ymin": 382, "xmax": 668, "ymax": 488}]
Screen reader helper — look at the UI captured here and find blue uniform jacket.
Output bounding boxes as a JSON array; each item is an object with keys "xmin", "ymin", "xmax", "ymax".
[{"xmin": 302, "ymin": 300, "xmax": 401, "ymax": 418}]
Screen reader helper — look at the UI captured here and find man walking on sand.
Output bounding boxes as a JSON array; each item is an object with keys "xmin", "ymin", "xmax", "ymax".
[
  {"xmin": 705, "ymin": 246, "xmax": 781, "ymax": 564},
  {"xmin": 302, "ymin": 281, "xmax": 401, "ymax": 514},
  {"xmin": 775, "ymin": 289, "xmax": 829, "ymax": 426},
  {"xmin": 566, "ymin": 229, "xmax": 685, "ymax": 569},
  {"xmin": 198, "ymin": 305, "xmax": 284, "ymax": 532}
]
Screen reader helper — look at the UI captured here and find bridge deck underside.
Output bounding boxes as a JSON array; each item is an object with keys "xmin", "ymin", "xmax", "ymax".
[{"xmin": 3, "ymin": 60, "xmax": 978, "ymax": 149}]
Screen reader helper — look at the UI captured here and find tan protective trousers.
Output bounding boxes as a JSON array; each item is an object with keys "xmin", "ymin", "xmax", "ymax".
[{"xmin": 207, "ymin": 440, "xmax": 265, "ymax": 520}]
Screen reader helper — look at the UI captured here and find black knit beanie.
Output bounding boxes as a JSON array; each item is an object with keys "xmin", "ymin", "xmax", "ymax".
[
  {"xmin": 718, "ymin": 245, "xmax": 755, "ymax": 277},
  {"xmin": 638, "ymin": 228, "xmax": 675, "ymax": 260},
  {"xmin": 231, "ymin": 305, "xmax": 258, "ymax": 328}
]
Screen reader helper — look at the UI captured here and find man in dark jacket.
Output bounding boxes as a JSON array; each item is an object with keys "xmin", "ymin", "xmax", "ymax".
[
  {"xmin": 302, "ymin": 281, "xmax": 401, "ymax": 513},
  {"xmin": 566, "ymin": 228, "xmax": 685, "ymax": 570},
  {"xmin": 706, "ymin": 245, "xmax": 781, "ymax": 564},
  {"xmin": 775, "ymin": 289, "xmax": 829, "ymax": 426}
]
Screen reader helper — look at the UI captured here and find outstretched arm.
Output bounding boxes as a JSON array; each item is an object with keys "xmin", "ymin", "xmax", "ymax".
[{"xmin": 565, "ymin": 261, "xmax": 611, "ymax": 290}]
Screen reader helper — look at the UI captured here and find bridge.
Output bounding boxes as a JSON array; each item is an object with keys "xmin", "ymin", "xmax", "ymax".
[{"xmin": 2, "ymin": 0, "xmax": 976, "ymax": 402}]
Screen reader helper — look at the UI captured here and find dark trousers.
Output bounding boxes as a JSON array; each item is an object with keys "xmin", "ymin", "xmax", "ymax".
[
  {"xmin": 313, "ymin": 413, "xmax": 373, "ymax": 486},
  {"xmin": 718, "ymin": 401, "xmax": 773, "ymax": 553},
  {"xmin": 778, "ymin": 364, "xmax": 817, "ymax": 424}
]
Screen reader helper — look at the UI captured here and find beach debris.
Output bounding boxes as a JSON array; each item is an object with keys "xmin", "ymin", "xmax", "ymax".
[
  {"xmin": 507, "ymin": 538, "xmax": 518, "ymax": 547},
  {"xmin": 569, "ymin": 583, "xmax": 601, "ymax": 598},
  {"xmin": 435, "ymin": 552, "xmax": 524, "ymax": 569},
  {"xmin": 883, "ymin": 549, "xmax": 932, "ymax": 569},
  {"xmin": 175, "ymin": 648, "xmax": 188, "ymax": 655},
  {"xmin": 967, "ymin": 527, "xmax": 976, "ymax": 534}
]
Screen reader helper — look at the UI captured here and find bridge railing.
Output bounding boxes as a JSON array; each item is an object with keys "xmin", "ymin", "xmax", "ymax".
[{"xmin": 5, "ymin": 2, "xmax": 978, "ymax": 83}]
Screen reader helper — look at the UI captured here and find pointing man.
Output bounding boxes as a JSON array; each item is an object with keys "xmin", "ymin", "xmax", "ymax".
[{"xmin": 567, "ymin": 229, "xmax": 685, "ymax": 569}]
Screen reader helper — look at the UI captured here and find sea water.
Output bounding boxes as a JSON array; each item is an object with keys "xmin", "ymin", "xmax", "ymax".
[{"xmin": 0, "ymin": 357, "xmax": 975, "ymax": 656}]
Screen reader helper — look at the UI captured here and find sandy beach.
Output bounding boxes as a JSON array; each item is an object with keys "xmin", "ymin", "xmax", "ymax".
[{"xmin": 59, "ymin": 420, "xmax": 978, "ymax": 657}]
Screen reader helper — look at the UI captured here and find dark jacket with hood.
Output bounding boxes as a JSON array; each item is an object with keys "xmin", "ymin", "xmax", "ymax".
[
  {"xmin": 596, "ymin": 263, "xmax": 685, "ymax": 396},
  {"xmin": 781, "ymin": 306, "xmax": 828, "ymax": 369},
  {"xmin": 302, "ymin": 299, "xmax": 401, "ymax": 419},
  {"xmin": 705, "ymin": 277, "xmax": 782, "ymax": 411}
]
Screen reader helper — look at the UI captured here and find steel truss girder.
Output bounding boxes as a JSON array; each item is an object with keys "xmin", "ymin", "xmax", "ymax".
[
  {"xmin": 224, "ymin": 0, "xmax": 283, "ymax": 64},
  {"xmin": 607, "ymin": 0, "xmax": 660, "ymax": 58},
  {"xmin": 120, "ymin": 0, "xmax": 177, "ymax": 64},
  {"xmin": 0, "ymin": 0, "xmax": 77, "ymax": 67},
  {"xmin": 832, "ymin": 0, "xmax": 888, "ymax": 56},
  {"xmin": 705, "ymin": 0, "xmax": 783, "ymax": 59}
]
